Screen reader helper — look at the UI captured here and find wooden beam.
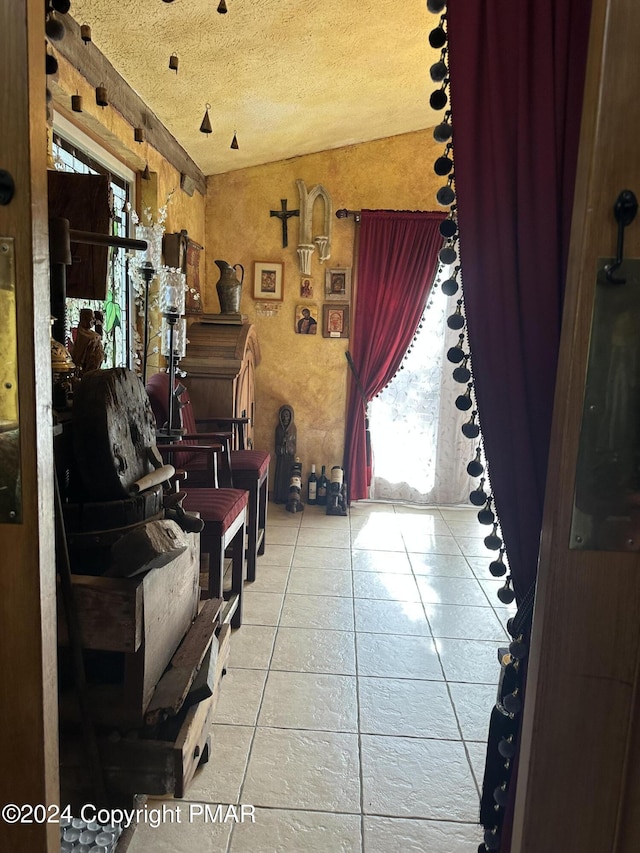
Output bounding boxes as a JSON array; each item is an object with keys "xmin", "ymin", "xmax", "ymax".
[
  {"xmin": 0, "ymin": 1, "xmax": 59, "ymax": 850},
  {"xmin": 52, "ymin": 14, "xmax": 206, "ymax": 196}
]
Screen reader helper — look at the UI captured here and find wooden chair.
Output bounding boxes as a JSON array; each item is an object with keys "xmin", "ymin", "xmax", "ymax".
[
  {"xmin": 146, "ymin": 371, "xmax": 270, "ymax": 583},
  {"xmin": 155, "ymin": 435, "xmax": 248, "ymax": 629}
]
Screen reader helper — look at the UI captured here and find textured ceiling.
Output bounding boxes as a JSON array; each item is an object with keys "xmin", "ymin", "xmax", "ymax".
[{"xmin": 68, "ymin": 0, "xmax": 443, "ymax": 176}]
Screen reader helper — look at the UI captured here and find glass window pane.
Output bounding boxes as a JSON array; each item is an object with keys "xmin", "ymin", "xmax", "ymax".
[{"xmin": 51, "ymin": 133, "xmax": 131, "ymax": 368}]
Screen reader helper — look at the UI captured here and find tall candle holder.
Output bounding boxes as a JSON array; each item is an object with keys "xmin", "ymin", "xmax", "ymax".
[
  {"xmin": 158, "ymin": 267, "xmax": 187, "ymax": 438},
  {"xmin": 139, "ymin": 261, "xmax": 156, "ymax": 384},
  {"xmin": 126, "ymin": 194, "xmax": 175, "ymax": 382}
]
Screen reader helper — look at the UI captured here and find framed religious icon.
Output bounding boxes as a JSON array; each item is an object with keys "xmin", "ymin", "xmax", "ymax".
[
  {"xmin": 253, "ymin": 261, "xmax": 284, "ymax": 301},
  {"xmin": 295, "ymin": 303, "xmax": 319, "ymax": 334},
  {"xmin": 323, "ymin": 303, "xmax": 350, "ymax": 338},
  {"xmin": 300, "ymin": 276, "xmax": 314, "ymax": 299},
  {"xmin": 325, "ymin": 267, "xmax": 351, "ymax": 301}
]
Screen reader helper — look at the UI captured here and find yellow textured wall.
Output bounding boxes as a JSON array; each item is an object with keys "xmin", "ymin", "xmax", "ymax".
[
  {"xmin": 205, "ymin": 130, "xmax": 443, "ymax": 487},
  {"xmin": 49, "ymin": 52, "xmax": 444, "ymax": 490}
]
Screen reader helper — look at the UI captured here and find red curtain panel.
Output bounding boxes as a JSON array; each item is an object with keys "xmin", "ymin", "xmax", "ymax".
[
  {"xmin": 447, "ymin": 3, "xmax": 592, "ymax": 849},
  {"xmin": 344, "ymin": 210, "xmax": 444, "ymax": 501},
  {"xmin": 447, "ymin": 0, "xmax": 592, "ymax": 604}
]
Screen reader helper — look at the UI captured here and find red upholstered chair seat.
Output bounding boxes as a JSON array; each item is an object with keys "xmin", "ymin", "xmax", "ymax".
[
  {"xmin": 231, "ymin": 450, "xmax": 270, "ymax": 479},
  {"xmin": 182, "ymin": 488, "xmax": 248, "ymax": 532}
]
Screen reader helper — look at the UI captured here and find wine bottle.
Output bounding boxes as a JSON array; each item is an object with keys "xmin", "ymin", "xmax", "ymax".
[
  {"xmin": 317, "ymin": 465, "xmax": 328, "ymax": 506},
  {"xmin": 327, "ymin": 465, "xmax": 347, "ymax": 516},
  {"xmin": 328, "ymin": 465, "xmax": 344, "ymax": 507},
  {"xmin": 286, "ymin": 458, "xmax": 304, "ymax": 513},
  {"xmin": 330, "ymin": 465, "xmax": 344, "ymax": 492},
  {"xmin": 307, "ymin": 464, "xmax": 317, "ymax": 505}
]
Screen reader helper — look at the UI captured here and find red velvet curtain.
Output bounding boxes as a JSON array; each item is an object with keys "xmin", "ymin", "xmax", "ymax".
[
  {"xmin": 446, "ymin": 3, "xmax": 592, "ymax": 849},
  {"xmin": 447, "ymin": 0, "xmax": 592, "ymax": 603},
  {"xmin": 344, "ymin": 210, "xmax": 444, "ymax": 501}
]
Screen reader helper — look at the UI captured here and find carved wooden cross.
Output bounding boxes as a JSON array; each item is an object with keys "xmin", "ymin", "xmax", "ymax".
[{"xmin": 270, "ymin": 199, "xmax": 299, "ymax": 248}]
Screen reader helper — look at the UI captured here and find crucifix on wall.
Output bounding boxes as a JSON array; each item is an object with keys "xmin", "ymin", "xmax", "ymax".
[{"xmin": 270, "ymin": 199, "xmax": 299, "ymax": 248}]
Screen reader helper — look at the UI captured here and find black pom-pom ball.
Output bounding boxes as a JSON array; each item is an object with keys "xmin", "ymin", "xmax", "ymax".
[
  {"xmin": 436, "ymin": 185, "xmax": 455, "ymax": 205},
  {"xmin": 439, "ymin": 245, "xmax": 457, "ymax": 265},
  {"xmin": 430, "ymin": 88, "xmax": 448, "ymax": 111},
  {"xmin": 453, "ymin": 364, "xmax": 471, "ymax": 383},
  {"xmin": 430, "ymin": 60, "xmax": 448, "ymax": 83},
  {"xmin": 440, "ymin": 219, "xmax": 457, "ymax": 239},
  {"xmin": 434, "ymin": 155, "xmax": 453, "ymax": 176},
  {"xmin": 489, "ymin": 556, "xmax": 506, "ymax": 577},
  {"xmin": 429, "ymin": 27, "xmax": 447, "ymax": 49},
  {"xmin": 497, "ymin": 582, "xmax": 516, "ymax": 605},
  {"xmin": 433, "ymin": 121, "xmax": 452, "ymax": 143},
  {"xmin": 498, "ymin": 736, "xmax": 516, "ymax": 759},
  {"xmin": 441, "ymin": 276, "xmax": 459, "ymax": 295}
]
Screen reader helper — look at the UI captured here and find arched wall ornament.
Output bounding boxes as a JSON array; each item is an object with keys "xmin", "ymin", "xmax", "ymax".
[{"xmin": 296, "ymin": 179, "xmax": 332, "ymax": 274}]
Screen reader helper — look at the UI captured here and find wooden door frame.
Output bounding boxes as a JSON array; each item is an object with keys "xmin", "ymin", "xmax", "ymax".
[
  {"xmin": 512, "ymin": 0, "xmax": 640, "ymax": 849},
  {"xmin": 0, "ymin": 1, "xmax": 59, "ymax": 849}
]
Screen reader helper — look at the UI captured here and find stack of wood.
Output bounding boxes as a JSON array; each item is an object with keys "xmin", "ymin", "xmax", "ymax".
[
  {"xmin": 60, "ymin": 592, "xmax": 231, "ymax": 802},
  {"xmin": 56, "ymin": 369, "xmax": 232, "ymax": 805}
]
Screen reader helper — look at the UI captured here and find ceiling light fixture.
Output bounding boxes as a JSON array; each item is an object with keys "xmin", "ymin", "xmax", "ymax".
[{"xmin": 217, "ymin": 1, "xmax": 228, "ymax": 14}]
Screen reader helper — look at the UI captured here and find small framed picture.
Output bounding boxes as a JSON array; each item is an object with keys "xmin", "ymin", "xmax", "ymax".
[
  {"xmin": 323, "ymin": 303, "xmax": 350, "ymax": 338},
  {"xmin": 295, "ymin": 303, "xmax": 319, "ymax": 334},
  {"xmin": 253, "ymin": 261, "xmax": 284, "ymax": 301},
  {"xmin": 325, "ymin": 267, "xmax": 351, "ymax": 301},
  {"xmin": 300, "ymin": 276, "xmax": 314, "ymax": 299}
]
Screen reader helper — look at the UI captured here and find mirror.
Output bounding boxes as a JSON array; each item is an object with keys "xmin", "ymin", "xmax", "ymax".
[{"xmin": 571, "ymin": 257, "xmax": 640, "ymax": 550}]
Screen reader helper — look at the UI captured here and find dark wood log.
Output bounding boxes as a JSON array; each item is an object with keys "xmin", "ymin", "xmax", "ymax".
[
  {"xmin": 108, "ymin": 519, "xmax": 188, "ymax": 578},
  {"xmin": 72, "ymin": 368, "xmax": 157, "ymax": 501}
]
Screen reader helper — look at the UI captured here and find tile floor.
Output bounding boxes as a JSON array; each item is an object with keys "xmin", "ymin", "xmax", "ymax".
[{"xmin": 129, "ymin": 501, "xmax": 515, "ymax": 853}]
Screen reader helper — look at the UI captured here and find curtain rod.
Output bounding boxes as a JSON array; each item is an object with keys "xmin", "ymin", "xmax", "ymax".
[{"xmin": 336, "ymin": 208, "xmax": 361, "ymax": 223}]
